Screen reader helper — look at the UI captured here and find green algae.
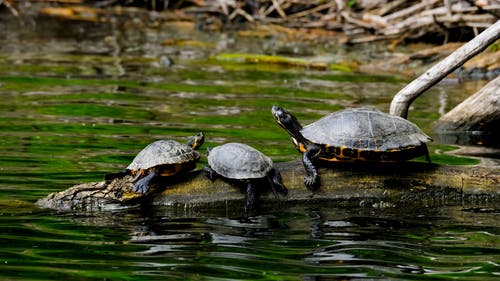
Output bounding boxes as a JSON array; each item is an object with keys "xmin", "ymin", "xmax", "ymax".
[{"xmin": 213, "ymin": 53, "xmax": 329, "ymax": 70}]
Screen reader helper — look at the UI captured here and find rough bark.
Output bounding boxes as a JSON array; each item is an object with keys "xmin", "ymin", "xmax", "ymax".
[{"xmin": 36, "ymin": 160, "xmax": 500, "ymax": 212}]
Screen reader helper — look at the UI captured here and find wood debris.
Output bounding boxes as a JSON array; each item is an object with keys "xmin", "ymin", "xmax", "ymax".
[
  {"xmin": 5, "ymin": 0, "xmax": 499, "ymax": 44},
  {"xmin": 183, "ymin": 0, "xmax": 499, "ymax": 43}
]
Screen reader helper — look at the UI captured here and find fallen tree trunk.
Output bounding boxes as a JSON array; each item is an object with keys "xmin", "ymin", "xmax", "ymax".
[
  {"xmin": 433, "ymin": 75, "xmax": 500, "ymax": 146},
  {"xmin": 36, "ymin": 160, "xmax": 500, "ymax": 212},
  {"xmin": 434, "ymin": 75, "xmax": 500, "ymax": 132}
]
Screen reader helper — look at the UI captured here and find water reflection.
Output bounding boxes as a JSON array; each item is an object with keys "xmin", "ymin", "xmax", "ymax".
[
  {"xmin": 0, "ymin": 198, "xmax": 498, "ymax": 280},
  {"xmin": 118, "ymin": 205, "xmax": 498, "ymax": 279}
]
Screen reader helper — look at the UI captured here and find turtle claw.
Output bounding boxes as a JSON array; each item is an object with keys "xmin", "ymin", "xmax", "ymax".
[
  {"xmin": 132, "ymin": 171, "xmax": 156, "ymax": 193},
  {"xmin": 132, "ymin": 182, "xmax": 149, "ymax": 194},
  {"xmin": 304, "ymin": 175, "xmax": 319, "ymax": 191}
]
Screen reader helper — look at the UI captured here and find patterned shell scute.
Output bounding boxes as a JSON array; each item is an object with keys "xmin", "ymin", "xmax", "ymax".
[
  {"xmin": 301, "ymin": 108, "xmax": 431, "ymax": 150},
  {"xmin": 208, "ymin": 143, "xmax": 273, "ymax": 179},
  {"xmin": 127, "ymin": 140, "xmax": 200, "ymax": 170}
]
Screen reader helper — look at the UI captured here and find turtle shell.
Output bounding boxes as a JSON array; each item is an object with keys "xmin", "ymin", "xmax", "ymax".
[
  {"xmin": 127, "ymin": 140, "xmax": 200, "ymax": 171},
  {"xmin": 207, "ymin": 143, "xmax": 273, "ymax": 180},
  {"xmin": 301, "ymin": 108, "xmax": 431, "ymax": 152}
]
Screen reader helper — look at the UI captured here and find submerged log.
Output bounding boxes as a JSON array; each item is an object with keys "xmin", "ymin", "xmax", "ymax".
[{"xmin": 36, "ymin": 160, "xmax": 500, "ymax": 212}]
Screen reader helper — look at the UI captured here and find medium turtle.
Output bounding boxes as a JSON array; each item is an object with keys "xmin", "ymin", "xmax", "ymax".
[
  {"xmin": 272, "ymin": 106, "xmax": 432, "ymax": 190},
  {"xmin": 203, "ymin": 142, "xmax": 288, "ymax": 213},
  {"xmin": 105, "ymin": 132, "xmax": 204, "ymax": 193}
]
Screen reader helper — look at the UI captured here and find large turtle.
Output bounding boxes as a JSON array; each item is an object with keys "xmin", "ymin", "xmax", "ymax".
[
  {"xmin": 271, "ymin": 106, "xmax": 432, "ymax": 190},
  {"xmin": 203, "ymin": 142, "xmax": 288, "ymax": 213},
  {"xmin": 105, "ymin": 132, "xmax": 204, "ymax": 193}
]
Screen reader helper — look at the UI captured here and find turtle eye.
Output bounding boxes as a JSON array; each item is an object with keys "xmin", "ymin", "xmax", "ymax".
[
  {"xmin": 281, "ymin": 114, "xmax": 292, "ymax": 126},
  {"xmin": 277, "ymin": 110, "xmax": 287, "ymax": 120}
]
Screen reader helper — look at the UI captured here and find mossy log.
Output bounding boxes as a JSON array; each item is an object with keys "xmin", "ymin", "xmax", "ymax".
[{"xmin": 37, "ymin": 161, "xmax": 500, "ymax": 212}]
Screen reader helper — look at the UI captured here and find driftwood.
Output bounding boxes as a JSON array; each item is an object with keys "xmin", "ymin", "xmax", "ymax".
[
  {"xmin": 434, "ymin": 75, "xmax": 500, "ymax": 132},
  {"xmin": 36, "ymin": 160, "xmax": 500, "ymax": 212},
  {"xmin": 390, "ymin": 19, "xmax": 500, "ymax": 118},
  {"xmin": 12, "ymin": 0, "xmax": 498, "ymax": 44},
  {"xmin": 0, "ymin": 0, "xmax": 19, "ymax": 16},
  {"xmin": 433, "ymin": 75, "xmax": 500, "ymax": 146},
  {"xmin": 183, "ymin": 0, "xmax": 500, "ymax": 43}
]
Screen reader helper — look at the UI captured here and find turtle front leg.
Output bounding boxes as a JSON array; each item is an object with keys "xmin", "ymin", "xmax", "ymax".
[
  {"xmin": 203, "ymin": 165, "xmax": 218, "ymax": 181},
  {"xmin": 267, "ymin": 168, "xmax": 288, "ymax": 196},
  {"xmin": 244, "ymin": 182, "xmax": 258, "ymax": 215},
  {"xmin": 424, "ymin": 145, "xmax": 432, "ymax": 164},
  {"xmin": 132, "ymin": 170, "xmax": 156, "ymax": 193},
  {"xmin": 303, "ymin": 145, "xmax": 321, "ymax": 190}
]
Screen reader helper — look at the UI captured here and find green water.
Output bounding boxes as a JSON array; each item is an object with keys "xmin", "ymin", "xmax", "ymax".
[{"xmin": 0, "ymin": 12, "xmax": 498, "ymax": 280}]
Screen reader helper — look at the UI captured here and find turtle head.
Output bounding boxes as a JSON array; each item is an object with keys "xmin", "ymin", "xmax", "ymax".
[
  {"xmin": 187, "ymin": 132, "xmax": 205, "ymax": 150},
  {"xmin": 272, "ymin": 106, "xmax": 303, "ymax": 137}
]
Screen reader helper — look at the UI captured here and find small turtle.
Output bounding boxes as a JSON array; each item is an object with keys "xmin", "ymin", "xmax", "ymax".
[
  {"xmin": 105, "ymin": 132, "xmax": 204, "ymax": 193},
  {"xmin": 203, "ymin": 142, "xmax": 288, "ymax": 213},
  {"xmin": 272, "ymin": 106, "xmax": 432, "ymax": 190}
]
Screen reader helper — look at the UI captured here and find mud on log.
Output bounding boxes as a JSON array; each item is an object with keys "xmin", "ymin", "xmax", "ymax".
[{"xmin": 37, "ymin": 161, "xmax": 500, "ymax": 212}]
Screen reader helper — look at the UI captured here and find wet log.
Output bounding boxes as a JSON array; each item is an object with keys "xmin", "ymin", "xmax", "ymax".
[
  {"xmin": 36, "ymin": 161, "xmax": 500, "ymax": 212},
  {"xmin": 390, "ymin": 19, "xmax": 500, "ymax": 118}
]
